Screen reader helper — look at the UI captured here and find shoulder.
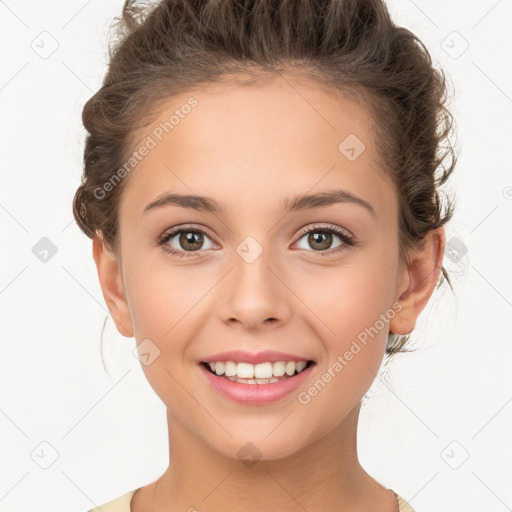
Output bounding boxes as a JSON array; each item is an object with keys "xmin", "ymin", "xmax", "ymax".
[
  {"xmin": 87, "ymin": 488, "xmax": 141, "ymax": 512},
  {"xmin": 86, "ymin": 487, "xmax": 413, "ymax": 512},
  {"xmin": 393, "ymin": 491, "xmax": 416, "ymax": 512}
]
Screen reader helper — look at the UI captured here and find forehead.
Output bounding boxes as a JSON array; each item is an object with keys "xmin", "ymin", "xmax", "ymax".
[{"xmin": 120, "ymin": 75, "xmax": 396, "ymax": 220}]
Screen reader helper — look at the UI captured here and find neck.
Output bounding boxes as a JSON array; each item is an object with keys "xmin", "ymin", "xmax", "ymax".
[{"xmin": 140, "ymin": 401, "xmax": 397, "ymax": 512}]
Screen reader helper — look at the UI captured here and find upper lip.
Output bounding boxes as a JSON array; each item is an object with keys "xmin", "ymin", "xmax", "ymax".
[{"xmin": 200, "ymin": 350, "xmax": 314, "ymax": 365}]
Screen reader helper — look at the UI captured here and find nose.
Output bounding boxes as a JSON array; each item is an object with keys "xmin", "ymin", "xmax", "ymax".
[{"xmin": 217, "ymin": 242, "xmax": 292, "ymax": 331}]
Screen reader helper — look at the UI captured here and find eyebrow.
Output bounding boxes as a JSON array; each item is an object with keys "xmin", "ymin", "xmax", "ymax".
[{"xmin": 142, "ymin": 189, "xmax": 376, "ymax": 217}]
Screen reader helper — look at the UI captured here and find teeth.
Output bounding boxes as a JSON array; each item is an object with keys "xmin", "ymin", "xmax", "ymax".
[
  {"xmin": 238, "ymin": 362, "xmax": 256, "ymax": 379},
  {"xmin": 206, "ymin": 360, "xmax": 310, "ymax": 379},
  {"xmin": 214, "ymin": 362, "xmax": 224, "ymax": 375},
  {"xmin": 225, "ymin": 376, "xmax": 282, "ymax": 384},
  {"xmin": 224, "ymin": 361, "xmax": 237, "ymax": 376},
  {"xmin": 296, "ymin": 361, "xmax": 307, "ymax": 373},
  {"xmin": 255, "ymin": 362, "xmax": 273, "ymax": 379},
  {"xmin": 285, "ymin": 361, "xmax": 295, "ymax": 376},
  {"xmin": 272, "ymin": 362, "xmax": 286, "ymax": 377}
]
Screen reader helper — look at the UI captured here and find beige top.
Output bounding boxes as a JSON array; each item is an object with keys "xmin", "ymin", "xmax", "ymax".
[{"xmin": 88, "ymin": 487, "xmax": 416, "ymax": 511}]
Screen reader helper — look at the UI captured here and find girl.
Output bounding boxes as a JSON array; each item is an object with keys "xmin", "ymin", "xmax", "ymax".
[{"xmin": 73, "ymin": 0, "xmax": 456, "ymax": 510}]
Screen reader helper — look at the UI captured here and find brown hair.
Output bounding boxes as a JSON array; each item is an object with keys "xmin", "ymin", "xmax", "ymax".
[{"xmin": 72, "ymin": 0, "xmax": 457, "ymax": 355}]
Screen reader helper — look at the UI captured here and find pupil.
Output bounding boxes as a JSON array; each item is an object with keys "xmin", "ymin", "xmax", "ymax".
[
  {"xmin": 309, "ymin": 232, "xmax": 331, "ymax": 250},
  {"xmin": 181, "ymin": 231, "xmax": 203, "ymax": 250}
]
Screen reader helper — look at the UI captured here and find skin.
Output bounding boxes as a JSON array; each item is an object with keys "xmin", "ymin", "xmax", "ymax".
[{"xmin": 93, "ymin": 73, "xmax": 445, "ymax": 512}]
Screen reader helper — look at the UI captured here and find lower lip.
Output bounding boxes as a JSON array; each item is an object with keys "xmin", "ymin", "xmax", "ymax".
[{"xmin": 199, "ymin": 363, "xmax": 315, "ymax": 405}]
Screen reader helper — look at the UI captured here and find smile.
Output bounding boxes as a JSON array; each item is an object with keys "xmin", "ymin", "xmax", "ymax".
[
  {"xmin": 201, "ymin": 360, "xmax": 314, "ymax": 384},
  {"xmin": 199, "ymin": 360, "xmax": 316, "ymax": 405}
]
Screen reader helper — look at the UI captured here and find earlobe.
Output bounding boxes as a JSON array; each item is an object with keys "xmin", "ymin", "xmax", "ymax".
[
  {"xmin": 389, "ymin": 227, "xmax": 446, "ymax": 336},
  {"xmin": 92, "ymin": 237, "xmax": 134, "ymax": 338}
]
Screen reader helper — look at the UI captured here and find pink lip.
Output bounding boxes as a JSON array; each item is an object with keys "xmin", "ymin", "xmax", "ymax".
[
  {"xmin": 199, "ymin": 362, "xmax": 315, "ymax": 405},
  {"xmin": 200, "ymin": 350, "xmax": 313, "ymax": 364}
]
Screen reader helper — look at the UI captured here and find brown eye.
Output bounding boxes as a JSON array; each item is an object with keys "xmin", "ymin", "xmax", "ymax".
[
  {"xmin": 307, "ymin": 232, "xmax": 333, "ymax": 251},
  {"xmin": 158, "ymin": 226, "xmax": 217, "ymax": 256},
  {"xmin": 178, "ymin": 231, "xmax": 204, "ymax": 251},
  {"xmin": 294, "ymin": 224, "xmax": 354, "ymax": 255}
]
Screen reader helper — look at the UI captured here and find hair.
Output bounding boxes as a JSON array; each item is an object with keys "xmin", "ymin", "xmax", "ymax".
[{"xmin": 73, "ymin": 0, "xmax": 457, "ymax": 356}]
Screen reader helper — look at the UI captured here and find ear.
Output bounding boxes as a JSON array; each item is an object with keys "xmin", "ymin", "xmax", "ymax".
[
  {"xmin": 389, "ymin": 226, "xmax": 446, "ymax": 336},
  {"xmin": 92, "ymin": 236, "xmax": 134, "ymax": 338}
]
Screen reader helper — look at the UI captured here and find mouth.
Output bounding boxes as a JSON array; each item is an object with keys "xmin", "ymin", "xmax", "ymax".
[{"xmin": 199, "ymin": 360, "xmax": 316, "ymax": 385}]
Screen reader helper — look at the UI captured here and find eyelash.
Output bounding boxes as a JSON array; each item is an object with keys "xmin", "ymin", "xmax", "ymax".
[{"xmin": 157, "ymin": 223, "xmax": 355, "ymax": 258}]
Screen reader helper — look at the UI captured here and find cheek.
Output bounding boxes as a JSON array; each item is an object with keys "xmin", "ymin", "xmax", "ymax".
[
  {"xmin": 298, "ymin": 259, "xmax": 395, "ymax": 339},
  {"xmin": 123, "ymin": 251, "xmax": 208, "ymax": 338},
  {"xmin": 292, "ymin": 247, "xmax": 397, "ymax": 375},
  {"xmin": 123, "ymin": 263, "xmax": 199, "ymax": 403},
  {"xmin": 292, "ymin": 264, "xmax": 394, "ymax": 427}
]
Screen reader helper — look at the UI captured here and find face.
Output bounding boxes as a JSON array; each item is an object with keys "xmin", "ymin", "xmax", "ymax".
[{"xmin": 95, "ymin": 73, "xmax": 441, "ymax": 461}]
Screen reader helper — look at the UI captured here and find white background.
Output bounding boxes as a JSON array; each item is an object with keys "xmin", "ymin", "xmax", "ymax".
[{"xmin": 1, "ymin": 0, "xmax": 511, "ymax": 511}]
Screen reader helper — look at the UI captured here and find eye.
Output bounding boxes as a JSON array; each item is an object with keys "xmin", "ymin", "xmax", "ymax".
[
  {"xmin": 157, "ymin": 225, "xmax": 217, "ymax": 257},
  {"xmin": 294, "ymin": 224, "xmax": 355, "ymax": 255},
  {"xmin": 157, "ymin": 223, "xmax": 355, "ymax": 258}
]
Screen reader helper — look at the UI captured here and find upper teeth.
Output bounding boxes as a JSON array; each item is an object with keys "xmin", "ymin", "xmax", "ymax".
[{"xmin": 208, "ymin": 361, "xmax": 308, "ymax": 379}]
